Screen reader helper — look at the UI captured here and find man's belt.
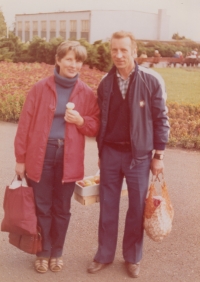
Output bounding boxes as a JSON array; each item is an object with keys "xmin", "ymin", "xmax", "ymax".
[{"xmin": 104, "ymin": 141, "xmax": 131, "ymax": 152}]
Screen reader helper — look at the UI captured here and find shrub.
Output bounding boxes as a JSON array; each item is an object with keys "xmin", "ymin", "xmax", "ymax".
[
  {"xmin": 167, "ymin": 102, "xmax": 200, "ymax": 150},
  {"xmin": 96, "ymin": 42, "xmax": 112, "ymax": 72},
  {"xmin": 168, "ymin": 136, "xmax": 178, "ymax": 147},
  {"xmin": 1, "ymin": 35, "xmax": 200, "ymax": 71},
  {"xmin": 27, "ymin": 37, "xmax": 64, "ymax": 64},
  {"xmin": 0, "ymin": 93, "xmax": 25, "ymax": 121}
]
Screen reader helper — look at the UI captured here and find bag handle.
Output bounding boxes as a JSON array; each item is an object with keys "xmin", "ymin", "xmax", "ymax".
[
  {"xmin": 94, "ymin": 170, "xmax": 100, "ymax": 176},
  {"xmin": 151, "ymin": 172, "xmax": 164, "ymax": 183},
  {"xmin": 17, "ymin": 174, "xmax": 29, "ymax": 187},
  {"xmin": 147, "ymin": 172, "xmax": 165, "ymax": 197},
  {"xmin": 9, "ymin": 175, "xmax": 29, "ymax": 189}
]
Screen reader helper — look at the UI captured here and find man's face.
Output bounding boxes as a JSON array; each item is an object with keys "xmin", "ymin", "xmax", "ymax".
[{"xmin": 110, "ymin": 37, "xmax": 136, "ymax": 71}]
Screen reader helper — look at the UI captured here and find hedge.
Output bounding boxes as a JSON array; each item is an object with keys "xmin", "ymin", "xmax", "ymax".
[{"xmin": 1, "ymin": 33, "xmax": 200, "ymax": 72}]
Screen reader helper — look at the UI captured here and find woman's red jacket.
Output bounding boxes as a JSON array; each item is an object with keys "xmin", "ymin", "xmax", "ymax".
[{"xmin": 14, "ymin": 75, "xmax": 100, "ymax": 183}]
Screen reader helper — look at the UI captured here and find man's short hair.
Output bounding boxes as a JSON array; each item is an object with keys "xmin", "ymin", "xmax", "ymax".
[{"xmin": 110, "ymin": 31, "xmax": 137, "ymax": 50}]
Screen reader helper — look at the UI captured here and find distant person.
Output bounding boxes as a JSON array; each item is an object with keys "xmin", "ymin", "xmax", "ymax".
[
  {"xmin": 191, "ymin": 48, "xmax": 198, "ymax": 58},
  {"xmin": 139, "ymin": 51, "xmax": 147, "ymax": 58},
  {"xmin": 14, "ymin": 41, "xmax": 100, "ymax": 274},
  {"xmin": 174, "ymin": 51, "xmax": 183, "ymax": 58},
  {"xmin": 87, "ymin": 31, "xmax": 169, "ymax": 278},
  {"xmin": 138, "ymin": 51, "xmax": 148, "ymax": 65},
  {"xmin": 186, "ymin": 48, "xmax": 198, "ymax": 66},
  {"xmin": 186, "ymin": 52, "xmax": 192, "ymax": 58},
  {"xmin": 153, "ymin": 50, "xmax": 161, "ymax": 65},
  {"xmin": 154, "ymin": 50, "xmax": 161, "ymax": 57}
]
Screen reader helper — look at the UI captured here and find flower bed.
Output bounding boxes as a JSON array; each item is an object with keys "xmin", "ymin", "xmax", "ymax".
[
  {"xmin": 0, "ymin": 62, "xmax": 104, "ymax": 121},
  {"xmin": 0, "ymin": 62, "xmax": 200, "ymax": 150},
  {"xmin": 168, "ymin": 102, "xmax": 200, "ymax": 149}
]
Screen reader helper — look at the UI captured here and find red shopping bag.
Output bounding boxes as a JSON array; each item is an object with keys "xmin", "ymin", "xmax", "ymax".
[
  {"xmin": 9, "ymin": 226, "xmax": 42, "ymax": 254},
  {"xmin": 1, "ymin": 177, "xmax": 37, "ymax": 235}
]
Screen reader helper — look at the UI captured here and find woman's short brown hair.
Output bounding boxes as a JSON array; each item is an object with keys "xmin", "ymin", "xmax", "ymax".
[{"xmin": 56, "ymin": 41, "xmax": 87, "ymax": 63}]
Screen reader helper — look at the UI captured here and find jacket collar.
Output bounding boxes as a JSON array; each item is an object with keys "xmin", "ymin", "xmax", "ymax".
[
  {"xmin": 70, "ymin": 79, "xmax": 84, "ymax": 100},
  {"xmin": 106, "ymin": 60, "xmax": 138, "ymax": 79},
  {"xmin": 103, "ymin": 61, "xmax": 138, "ymax": 96}
]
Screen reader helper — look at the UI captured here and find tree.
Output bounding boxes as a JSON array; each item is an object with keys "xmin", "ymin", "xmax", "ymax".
[
  {"xmin": 0, "ymin": 7, "xmax": 7, "ymax": 38},
  {"xmin": 172, "ymin": 33, "xmax": 186, "ymax": 40},
  {"xmin": 96, "ymin": 42, "xmax": 112, "ymax": 72}
]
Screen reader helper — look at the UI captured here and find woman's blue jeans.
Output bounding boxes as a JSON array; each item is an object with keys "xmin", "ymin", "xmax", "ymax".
[{"xmin": 28, "ymin": 140, "xmax": 75, "ymax": 258}]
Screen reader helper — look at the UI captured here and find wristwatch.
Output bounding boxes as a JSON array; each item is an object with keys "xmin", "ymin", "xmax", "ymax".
[{"xmin": 153, "ymin": 153, "xmax": 164, "ymax": 160}]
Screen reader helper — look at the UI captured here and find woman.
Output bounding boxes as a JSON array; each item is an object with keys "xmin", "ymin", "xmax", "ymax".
[{"xmin": 14, "ymin": 41, "xmax": 100, "ymax": 273}]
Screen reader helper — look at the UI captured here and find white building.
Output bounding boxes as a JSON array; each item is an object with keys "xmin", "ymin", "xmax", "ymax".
[{"xmin": 15, "ymin": 9, "xmax": 170, "ymax": 43}]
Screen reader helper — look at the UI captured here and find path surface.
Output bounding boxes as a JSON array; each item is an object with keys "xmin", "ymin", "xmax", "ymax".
[{"xmin": 0, "ymin": 121, "xmax": 200, "ymax": 282}]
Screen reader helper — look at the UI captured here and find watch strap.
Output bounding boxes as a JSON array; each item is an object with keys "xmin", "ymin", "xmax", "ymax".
[{"xmin": 153, "ymin": 153, "xmax": 164, "ymax": 160}]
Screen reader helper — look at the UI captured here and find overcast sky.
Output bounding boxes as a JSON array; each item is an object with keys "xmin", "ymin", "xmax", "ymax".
[{"xmin": 1, "ymin": 0, "xmax": 200, "ymax": 41}]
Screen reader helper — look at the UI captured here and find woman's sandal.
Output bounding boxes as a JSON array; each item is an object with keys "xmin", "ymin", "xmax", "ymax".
[
  {"xmin": 35, "ymin": 257, "xmax": 49, "ymax": 274},
  {"xmin": 49, "ymin": 257, "xmax": 64, "ymax": 272}
]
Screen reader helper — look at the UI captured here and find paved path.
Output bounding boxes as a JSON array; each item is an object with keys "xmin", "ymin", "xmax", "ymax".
[{"xmin": 0, "ymin": 121, "xmax": 200, "ymax": 282}]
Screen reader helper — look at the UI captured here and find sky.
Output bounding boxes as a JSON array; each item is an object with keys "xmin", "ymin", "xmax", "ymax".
[{"xmin": 1, "ymin": 0, "xmax": 200, "ymax": 41}]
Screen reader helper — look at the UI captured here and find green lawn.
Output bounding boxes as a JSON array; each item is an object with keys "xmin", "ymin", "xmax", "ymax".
[{"xmin": 153, "ymin": 68, "xmax": 200, "ymax": 104}]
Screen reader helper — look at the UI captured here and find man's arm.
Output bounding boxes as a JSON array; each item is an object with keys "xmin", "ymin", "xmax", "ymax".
[{"xmin": 150, "ymin": 73, "xmax": 170, "ymax": 176}]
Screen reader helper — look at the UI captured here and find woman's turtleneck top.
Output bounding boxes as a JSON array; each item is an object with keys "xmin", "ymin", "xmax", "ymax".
[{"xmin": 48, "ymin": 68, "xmax": 78, "ymax": 139}]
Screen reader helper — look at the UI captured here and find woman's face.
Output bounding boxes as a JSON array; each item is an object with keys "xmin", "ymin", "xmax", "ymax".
[{"xmin": 56, "ymin": 50, "xmax": 83, "ymax": 78}]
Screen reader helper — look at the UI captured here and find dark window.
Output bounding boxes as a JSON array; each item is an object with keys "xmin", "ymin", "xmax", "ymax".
[
  {"xmin": 41, "ymin": 31, "xmax": 46, "ymax": 39},
  {"xmin": 81, "ymin": 32, "xmax": 89, "ymax": 41},
  {"xmin": 33, "ymin": 31, "xmax": 38, "ymax": 37},
  {"xmin": 69, "ymin": 32, "xmax": 77, "ymax": 40},
  {"xmin": 50, "ymin": 31, "xmax": 56, "ymax": 39},
  {"xmin": 59, "ymin": 31, "xmax": 66, "ymax": 39},
  {"xmin": 25, "ymin": 31, "xmax": 29, "ymax": 42},
  {"xmin": 18, "ymin": 31, "xmax": 22, "ymax": 40}
]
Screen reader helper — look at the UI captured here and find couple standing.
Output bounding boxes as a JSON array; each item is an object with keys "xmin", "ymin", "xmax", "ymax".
[{"xmin": 14, "ymin": 30, "xmax": 169, "ymax": 278}]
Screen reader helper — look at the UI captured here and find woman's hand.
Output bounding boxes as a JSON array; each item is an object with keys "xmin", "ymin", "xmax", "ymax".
[
  {"xmin": 15, "ymin": 162, "xmax": 25, "ymax": 179},
  {"xmin": 64, "ymin": 109, "xmax": 84, "ymax": 126}
]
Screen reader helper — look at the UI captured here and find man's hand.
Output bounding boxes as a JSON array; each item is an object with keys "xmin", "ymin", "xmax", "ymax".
[
  {"xmin": 150, "ymin": 158, "xmax": 164, "ymax": 177},
  {"xmin": 15, "ymin": 162, "xmax": 25, "ymax": 179},
  {"xmin": 64, "ymin": 109, "xmax": 84, "ymax": 126}
]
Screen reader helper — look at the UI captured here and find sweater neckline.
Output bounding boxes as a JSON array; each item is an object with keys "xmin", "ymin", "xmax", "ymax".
[{"xmin": 54, "ymin": 67, "xmax": 78, "ymax": 88}]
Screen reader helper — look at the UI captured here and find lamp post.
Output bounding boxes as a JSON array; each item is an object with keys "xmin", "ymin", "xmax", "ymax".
[{"xmin": 6, "ymin": 23, "xmax": 9, "ymax": 38}]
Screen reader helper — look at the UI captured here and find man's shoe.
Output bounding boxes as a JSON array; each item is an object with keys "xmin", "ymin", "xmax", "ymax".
[
  {"xmin": 87, "ymin": 261, "xmax": 108, "ymax": 274},
  {"xmin": 125, "ymin": 262, "xmax": 140, "ymax": 278}
]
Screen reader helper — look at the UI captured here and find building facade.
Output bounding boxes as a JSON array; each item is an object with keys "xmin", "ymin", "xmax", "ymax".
[{"xmin": 15, "ymin": 9, "xmax": 170, "ymax": 43}]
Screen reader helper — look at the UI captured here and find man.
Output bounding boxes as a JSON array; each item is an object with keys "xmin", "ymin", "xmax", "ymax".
[{"xmin": 87, "ymin": 31, "xmax": 170, "ymax": 278}]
